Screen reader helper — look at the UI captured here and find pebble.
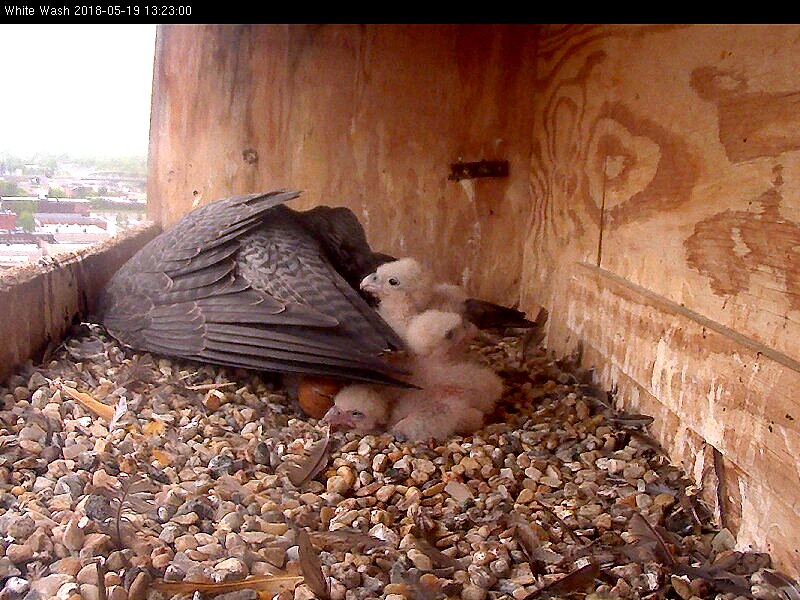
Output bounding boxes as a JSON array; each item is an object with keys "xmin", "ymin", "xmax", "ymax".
[
  {"xmin": 127, "ymin": 571, "xmax": 150, "ymax": 600},
  {"xmin": 407, "ymin": 549, "xmax": 433, "ymax": 571},
  {"xmin": 445, "ymin": 480, "xmax": 473, "ymax": 502},
  {"xmin": 76, "ymin": 564, "xmax": 100, "ymax": 584},
  {"xmin": 30, "ymin": 574, "xmax": 73, "ymax": 597},
  {"xmin": 712, "ymin": 528, "xmax": 736, "ymax": 552},
  {"xmin": 0, "ymin": 328, "xmax": 790, "ymax": 600},
  {"xmin": 462, "ymin": 584, "xmax": 488, "ymax": 600},
  {"xmin": 326, "ymin": 475, "xmax": 352, "ymax": 495}
]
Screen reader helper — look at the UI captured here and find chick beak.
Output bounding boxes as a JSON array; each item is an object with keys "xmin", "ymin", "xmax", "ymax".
[
  {"xmin": 360, "ymin": 274, "xmax": 380, "ymax": 294},
  {"xmin": 321, "ymin": 406, "xmax": 355, "ymax": 430}
]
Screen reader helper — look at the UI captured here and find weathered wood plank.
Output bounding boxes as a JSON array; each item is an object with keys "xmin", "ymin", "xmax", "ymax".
[
  {"xmin": 585, "ymin": 24, "xmax": 800, "ymax": 363},
  {"xmin": 149, "ymin": 24, "xmax": 540, "ymax": 306},
  {"xmin": 558, "ymin": 263, "xmax": 800, "ymax": 574},
  {"xmin": 0, "ymin": 225, "xmax": 161, "ymax": 382}
]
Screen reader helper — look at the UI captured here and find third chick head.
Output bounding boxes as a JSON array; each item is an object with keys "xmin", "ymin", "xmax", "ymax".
[{"xmin": 322, "ymin": 384, "xmax": 390, "ymax": 433}]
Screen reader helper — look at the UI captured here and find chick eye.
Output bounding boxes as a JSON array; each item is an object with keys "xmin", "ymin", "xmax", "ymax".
[
  {"xmin": 444, "ymin": 328, "xmax": 455, "ymax": 340},
  {"xmin": 350, "ymin": 410, "xmax": 364, "ymax": 417},
  {"xmin": 388, "ymin": 277, "xmax": 399, "ymax": 286}
]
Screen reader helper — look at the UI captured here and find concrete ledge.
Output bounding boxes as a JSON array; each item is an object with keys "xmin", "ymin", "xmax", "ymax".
[{"xmin": 0, "ymin": 223, "xmax": 161, "ymax": 382}]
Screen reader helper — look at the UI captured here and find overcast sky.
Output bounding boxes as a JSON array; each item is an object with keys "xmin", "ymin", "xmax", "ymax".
[{"xmin": 0, "ymin": 24, "xmax": 156, "ymax": 157}]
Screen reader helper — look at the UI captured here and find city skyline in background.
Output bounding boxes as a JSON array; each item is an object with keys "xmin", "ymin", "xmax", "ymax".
[
  {"xmin": 0, "ymin": 24, "xmax": 154, "ymax": 269},
  {"xmin": 0, "ymin": 24, "xmax": 156, "ymax": 157}
]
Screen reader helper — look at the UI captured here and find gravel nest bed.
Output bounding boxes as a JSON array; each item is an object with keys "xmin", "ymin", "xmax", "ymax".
[{"xmin": 0, "ymin": 324, "xmax": 796, "ymax": 600}]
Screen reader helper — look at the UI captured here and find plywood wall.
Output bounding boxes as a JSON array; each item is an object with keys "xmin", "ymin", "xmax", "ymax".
[
  {"xmin": 149, "ymin": 24, "xmax": 539, "ymax": 305},
  {"xmin": 521, "ymin": 24, "xmax": 800, "ymax": 574},
  {"xmin": 149, "ymin": 24, "xmax": 800, "ymax": 575}
]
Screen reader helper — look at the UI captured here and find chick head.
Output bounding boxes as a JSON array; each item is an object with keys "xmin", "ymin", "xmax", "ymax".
[
  {"xmin": 404, "ymin": 309, "xmax": 477, "ymax": 357},
  {"xmin": 321, "ymin": 384, "xmax": 390, "ymax": 432},
  {"xmin": 359, "ymin": 257, "xmax": 434, "ymax": 308}
]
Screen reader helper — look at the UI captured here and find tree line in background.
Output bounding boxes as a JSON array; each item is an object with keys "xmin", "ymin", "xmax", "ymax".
[{"xmin": 0, "ymin": 153, "xmax": 147, "ymax": 177}]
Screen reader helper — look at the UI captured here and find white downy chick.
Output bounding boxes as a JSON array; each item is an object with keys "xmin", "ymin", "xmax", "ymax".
[
  {"xmin": 361, "ymin": 257, "xmax": 543, "ymax": 336},
  {"xmin": 389, "ymin": 310, "xmax": 503, "ymax": 441},
  {"xmin": 360, "ymin": 257, "xmax": 491, "ymax": 345},
  {"xmin": 321, "ymin": 384, "xmax": 391, "ymax": 433},
  {"xmin": 359, "ymin": 258, "xmax": 436, "ymax": 338}
]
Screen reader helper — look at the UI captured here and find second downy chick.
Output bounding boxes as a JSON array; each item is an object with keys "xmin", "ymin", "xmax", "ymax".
[{"xmin": 390, "ymin": 310, "xmax": 503, "ymax": 441}]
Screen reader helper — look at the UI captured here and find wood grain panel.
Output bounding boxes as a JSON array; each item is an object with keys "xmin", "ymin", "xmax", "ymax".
[
  {"xmin": 149, "ymin": 24, "xmax": 540, "ymax": 305},
  {"xmin": 557, "ymin": 263, "xmax": 800, "ymax": 574},
  {"xmin": 590, "ymin": 25, "xmax": 800, "ymax": 363}
]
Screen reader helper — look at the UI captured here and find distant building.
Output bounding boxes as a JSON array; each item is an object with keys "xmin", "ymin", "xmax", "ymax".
[
  {"xmin": 0, "ymin": 210, "xmax": 17, "ymax": 231},
  {"xmin": 0, "ymin": 232, "xmax": 56, "ymax": 244},
  {"xmin": 0, "ymin": 231, "xmax": 57, "ymax": 268},
  {"xmin": 34, "ymin": 213, "xmax": 109, "ymax": 232},
  {"xmin": 36, "ymin": 198, "xmax": 91, "ymax": 216},
  {"xmin": 0, "ymin": 243, "xmax": 41, "ymax": 268}
]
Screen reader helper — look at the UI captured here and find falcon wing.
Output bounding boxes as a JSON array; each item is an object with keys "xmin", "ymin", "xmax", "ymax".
[{"xmin": 99, "ymin": 190, "xmax": 409, "ymax": 386}]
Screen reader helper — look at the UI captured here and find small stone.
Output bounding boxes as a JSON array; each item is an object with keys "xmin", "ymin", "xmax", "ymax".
[
  {"xmin": 28, "ymin": 371, "xmax": 49, "ymax": 389},
  {"xmin": 445, "ymin": 481, "xmax": 473, "ymax": 502},
  {"xmin": 76, "ymin": 564, "xmax": 99, "ymax": 584},
  {"xmin": 214, "ymin": 557, "xmax": 248, "ymax": 581},
  {"xmin": 78, "ymin": 583, "xmax": 101, "ymax": 600},
  {"xmin": 62, "ymin": 517, "xmax": 85, "ymax": 552},
  {"xmin": 152, "ymin": 548, "xmax": 174, "ymax": 570},
  {"xmin": 57, "ymin": 581, "xmax": 79, "ymax": 600},
  {"xmin": 260, "ymin": 522, "xmax": 288, "ymax": 536},
  {"xmin": 219, "ymin": 512, "xmax": 244, "ymax": 531},
  {"xmin": 62, "ymin": 444, "xmax": 89, "ymax": 461},
  {"xmin": 539, "ymin": 476, "xmax": 561, "ymax": 487},
  {"xmin": 623, "ymin": 464, "xmax": 646, "ymax": 479},
  {"xmin": 30, "ymin": 574, "xmax": 73, "ymax": 597},
  {"xmin": 516, "ymin": 488, "xmax": 535, "ymax": 504},
  {"xmin": 298, "ymin": 492, "xmax": 321, "ymax": 506},
  {"xmin": 5, "ymin": 515, "xmax": 36, "ymax": 539},
  {"xmin": 326, "ymin": 475, "xmax": 352, "ymax": 495},
  {"xmin": 711, "ymin": 528, "xmax": 736, "ymax": 553},
  {"xmin": 51, "ymin": 557, "xmax": 82, "ymax": 577},
  {"xmin": 468, "ymin": 565, "xmax": 496, "ymax": 589},
  {"xmin": 610, "ymin": 563, "xmax": 641, "ymax": 581},
  {"xmin": 376, "ymin": 485, "xmax": 396, "ymax": 502},
  {"xmin": 593, "ymin": 513, "xmax": 613, "ymax": 530},
  {"xmin": 462, "ymin": 584, "xmax": 488, "ymax": 600},
  {"xmin": 82, "ymin": 533, "xmax": 112, "ymax": 554},
  {"xmin": 604, "ymin": 459, "xmax": 627, "ymax": 474},
  {"xmin": 671, "ymin": 575, "xmax": 692, "ymax": 600},
  {"xmin": 407, "ymin": 549, "xmax": 432, "ymax": 571},
  {"xmin": 0, "ymin": 577, "xmax": 29, "ymax": 600},
  {"xmin": 19, "ymin": 423, "xmax": 47, "ymax": 442},
  {"xmin": 107, "ymin": 586, "xmax": 128, "ymax": 600},
  {"xmin": 54, "ymin": 474, "xmax": 85, "ymax": 499},
  {"xmin": 6, "ymin": 543, "xmax": 35, "ymax": 564},
  {"xmin": 106, "ymin": 551, "xmax": 129, "ymax": 571},
  {"xmin": 259, "ymin": 546, "xmax": 287, "ymax": 567},
  {"xmin": 510, "ymin": 563, "xmax": 535, "ymax": 585},
  {"xmin": 172, "ymin": 512, "xmax": 199, "ymax": 525},
  {"xmin": 654, "ymin": 492, "xmax": 676, "ymax": 508},
  {"xmin": 127, "ymin": 571, "xmax": 150, "ymax": 600},
  {"xmin": 373, "ymin": 454, "xmax": 389, "ymax": 472},
  {"xmin": 209, "ymin": 454, "xmax": 235, "ymax": 475},
  {"xmin": 489, "ymin": 558, "xmax": 510, "ymax": 578}
]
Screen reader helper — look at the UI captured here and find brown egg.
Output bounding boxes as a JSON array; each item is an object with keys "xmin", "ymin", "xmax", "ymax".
[{"xmin": 298, "ymin": 376, "xmax": 343, "ymax": 418}]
